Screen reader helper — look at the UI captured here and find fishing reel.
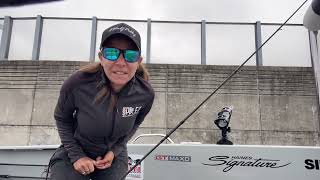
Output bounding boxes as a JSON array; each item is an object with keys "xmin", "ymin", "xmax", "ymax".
[{"xmin": 214, "ymin": 106, "xmax": 233, "ymax": 145}]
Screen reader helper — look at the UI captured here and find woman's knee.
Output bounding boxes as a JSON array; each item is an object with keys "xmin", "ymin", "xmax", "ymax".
[
  {"xmin": 49, "ymin": 147, "xmax": 89, "ymax": 180},
  {"xmin": 50, "ymin": 160, "xmax": 90, "ymax": 180}
]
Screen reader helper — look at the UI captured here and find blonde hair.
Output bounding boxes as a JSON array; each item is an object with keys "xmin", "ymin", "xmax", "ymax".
[{"xmin": 79, "ymin": 62, "xmax": 150, "ymax": 110}]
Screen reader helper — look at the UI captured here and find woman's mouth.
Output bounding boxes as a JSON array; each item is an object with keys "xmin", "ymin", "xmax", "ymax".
[{"xmin": 113, "ymin": 71, "xmax": 127, "ymax": 75}]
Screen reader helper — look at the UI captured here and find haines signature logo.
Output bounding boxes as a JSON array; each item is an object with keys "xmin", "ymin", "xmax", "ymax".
[
  {"xmin": 202, "ymin": 155, "xmax": 291, "ymax": 172},
  {"xmin": 305, "ymin": 159, "xmax": 320, "ymax": 170},
  {"xmin": 155, "ymin": 155, "xmax": 191, "ymax": 162},
  {"xmin": 122, "ymin": 106, "xmax": 142, "ymax": 117}
]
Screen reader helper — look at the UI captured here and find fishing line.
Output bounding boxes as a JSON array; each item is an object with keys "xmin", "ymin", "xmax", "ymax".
[{"xmin": 120, "ymin": 0, "xmax": 310, "ymax": 179}]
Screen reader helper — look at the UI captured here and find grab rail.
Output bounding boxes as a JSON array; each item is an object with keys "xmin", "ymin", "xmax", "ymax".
[{"xmin": 130, "ymin": 134, "xmax": 175, "ymax": 144}]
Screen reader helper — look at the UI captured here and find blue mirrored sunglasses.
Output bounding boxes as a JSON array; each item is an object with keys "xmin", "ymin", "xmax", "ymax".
[{"xmin": 102, "ymin": 47, "xmax": 140, "ymax": 63}]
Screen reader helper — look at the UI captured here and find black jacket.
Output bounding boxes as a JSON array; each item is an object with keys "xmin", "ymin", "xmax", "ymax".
[{"xmin": 54, "ymin": 68, "xmax": 154, "ymax": 163}]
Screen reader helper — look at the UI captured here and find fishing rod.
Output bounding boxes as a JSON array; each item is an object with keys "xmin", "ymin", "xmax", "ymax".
[
  {"xmin": 0, "ymin": 0, "xmax": 63, "ymax": 7},
  {"xmin": 120, "ymin": 0, "xmax": 310, "ymax": 179}
]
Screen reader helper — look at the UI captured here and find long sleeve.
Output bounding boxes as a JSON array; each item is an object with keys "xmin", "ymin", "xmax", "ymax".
[
  {"xmin": 54, "ymin": 84, "xmax": 86, "ymax": 163},
  {"xmin": 110, "ymin": 95, "xmax": 154, "ymax": 157}
]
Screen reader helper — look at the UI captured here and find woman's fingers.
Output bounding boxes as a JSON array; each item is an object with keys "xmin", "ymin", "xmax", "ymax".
[
  {"xmin": 95, "ymin": 162, "xmax": 111, "ymax": 169},
  {"xmin": 73, "ymin": 157, "xmax": 96, "ymax": 175},
  {"xmin": 95, "ymin": 156, "xmax": 109, "ymax": 165},
  {"xmin": 83, "ymin": 160, "xmax": 96, "ymax": 173},
  {"xmin": 94, "ymin": 152, "xmax": 114, "ymax": 169}
]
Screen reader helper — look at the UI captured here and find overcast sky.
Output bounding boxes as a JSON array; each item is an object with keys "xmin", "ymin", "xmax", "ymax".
[
  {"xmin": 0, "ymin": 0, "xmax": 313, "ymax": 66},
  {"xmin": 0, "ymin": 0, "xmax": 312, "ymax": 23}
]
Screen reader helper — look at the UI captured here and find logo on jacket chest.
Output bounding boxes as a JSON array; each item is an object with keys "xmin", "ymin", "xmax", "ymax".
[{"xmin": 122, "ymin": 106, "xmax": 142, "ymax": 117}]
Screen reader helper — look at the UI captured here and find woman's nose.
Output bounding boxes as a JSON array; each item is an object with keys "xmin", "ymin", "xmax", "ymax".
[{"xmin": 115, "ymin": 53, "xmax": 126, "ymax": 65}]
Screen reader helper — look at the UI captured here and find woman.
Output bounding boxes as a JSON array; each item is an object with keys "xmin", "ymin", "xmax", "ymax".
[{"xmin": 49, "ymin": 23, "xmax": 154, "ymax": 180}]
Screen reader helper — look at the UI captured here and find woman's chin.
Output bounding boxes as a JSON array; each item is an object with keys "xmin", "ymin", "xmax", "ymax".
[{"xmin": 111, "ymin": 79, "xmax": 128, "ymax": 90}]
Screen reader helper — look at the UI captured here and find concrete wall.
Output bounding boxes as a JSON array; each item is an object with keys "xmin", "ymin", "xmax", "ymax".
[{"xmin": 0, "ymin": 61, "xmax": 319, "ymax": 146}]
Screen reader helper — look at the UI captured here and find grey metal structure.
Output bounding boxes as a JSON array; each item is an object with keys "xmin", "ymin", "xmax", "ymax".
[
  {"xmin": 0, "ymin": 15, "xmax": 311, "ymax": 65},
  {"xmin": 304, "ymin": 0, "xmax": 320, "ymax": 128},
  {"xmin": 0, "ymin": 16, "xmax": 12, "ymax": 60},
  {"xmin": 201, "ymin": 20, "xmax": 206, "ymax": 65},
  {"xmin": 32, "ymin": 15, "xmax": 43, "ymax": 60},
  {"xmin": 254, "ymin": 21, "xmax": 263, "ymax": 66},
  {"xmin": 308, "ymin": 31, "xmax": 320, "ymax": 121},
  {"xmin": 90, "ymin": 16, "xmax": 97, "ymax": 61},
  {"xmin": 146, "ymin": 18, "xmax": 151, "ymax": 64}
]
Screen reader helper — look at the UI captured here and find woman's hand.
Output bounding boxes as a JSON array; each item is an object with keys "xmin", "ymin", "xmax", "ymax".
[
  {"xmin": 95, "ymin": 151, "xmax": 115, "ymax": 169},
  {"xmin": 73, "ymin": 157, "xmax": 96, "ymax": 175}
]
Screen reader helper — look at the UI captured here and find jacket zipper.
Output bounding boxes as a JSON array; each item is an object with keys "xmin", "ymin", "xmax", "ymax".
[{"xmin": 109, "ymin": 95, "xmax": 120, "ymax": 139}]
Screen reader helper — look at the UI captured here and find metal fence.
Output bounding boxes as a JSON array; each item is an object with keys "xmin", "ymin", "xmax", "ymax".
[{"xmin": 0, "ymin": 16, "xmax": 315, "ymax": 66}]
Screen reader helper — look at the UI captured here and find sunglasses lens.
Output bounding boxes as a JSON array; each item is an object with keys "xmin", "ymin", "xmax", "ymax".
[
  {"xmin": 103, "ymin": 48, "xmax": 119, "ymax": 61},
  {"xmin": 102, "ymin": 48, "xmax": 139, "ymax": 62},
  {"xmin": 124, "ymin": 50, "xmax": 140, "ymax": 62}
]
